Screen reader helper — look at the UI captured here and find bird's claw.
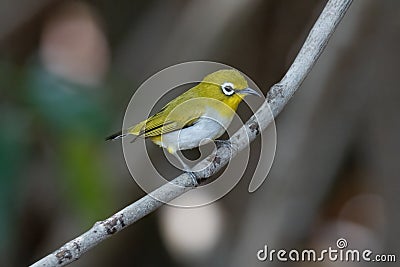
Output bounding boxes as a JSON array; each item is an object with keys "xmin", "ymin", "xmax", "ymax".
[
  {"xmin": 214, "ymin": 139, "xmax": 231, "ymax": 149},
  {"xmin": 188, "ymin": 172, "xmax": 200, "ymax": 187}
]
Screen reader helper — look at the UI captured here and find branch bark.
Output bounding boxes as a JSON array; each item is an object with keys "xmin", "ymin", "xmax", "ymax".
[{"xmin": 30, "ymin": 0, "xmax": 353, "ymax": 266}]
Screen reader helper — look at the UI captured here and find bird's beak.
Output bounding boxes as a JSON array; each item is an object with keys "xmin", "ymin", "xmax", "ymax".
[{"xmin": 237, "ymin": 87, "xmax": 262, "ymax": 97}]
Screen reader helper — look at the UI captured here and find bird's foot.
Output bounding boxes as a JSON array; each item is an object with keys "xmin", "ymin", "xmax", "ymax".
[
  {"xmin": 214, "ymin": 139, "xmax": 233, "ymax": 160},
  {"xmin": 188, "ymin": 171, "xmax": 200, "ymax": 187},
  {"xmin": 214, "ymin": 139, "xmax": 231, "ymax": 150}
]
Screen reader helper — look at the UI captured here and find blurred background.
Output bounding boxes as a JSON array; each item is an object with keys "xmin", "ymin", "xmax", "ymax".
[{"xmin": 0, "ymin": 0, "xmax": 399, "ymax": 266}]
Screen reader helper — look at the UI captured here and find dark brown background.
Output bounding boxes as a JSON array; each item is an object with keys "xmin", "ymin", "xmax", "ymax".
[{"xmin": 0, "ymin": 0, "xmax": 399, "ymax": 266}]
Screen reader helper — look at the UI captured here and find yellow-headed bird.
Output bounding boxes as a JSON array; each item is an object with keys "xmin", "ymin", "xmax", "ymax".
[{"xmin": 107, "ymin": 69, "xmax": 260, "ymax": 180}]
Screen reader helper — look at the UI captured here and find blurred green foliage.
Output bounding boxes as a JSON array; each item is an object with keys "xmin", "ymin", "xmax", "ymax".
[
  {"xmin": 0, "ymin": 59, "xmax": 124, "ymax": 257},
  {"xmin": 0, "ymin": 62, "xmax": 31, "ymax": 253},
  {"xmin": 25, "ymin": 63, "xmax": 114, "ymax": 220}
]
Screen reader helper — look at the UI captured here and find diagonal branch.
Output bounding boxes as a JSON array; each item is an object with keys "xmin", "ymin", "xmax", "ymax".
[{"xmin": 30, "ymin": 0, "xmax": 353, "ymax": 266}]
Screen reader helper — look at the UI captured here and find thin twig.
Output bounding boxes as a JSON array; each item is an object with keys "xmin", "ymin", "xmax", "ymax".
[{"xmin": 30, "ymin": 0, "xmax": 353, "ymax": 266}]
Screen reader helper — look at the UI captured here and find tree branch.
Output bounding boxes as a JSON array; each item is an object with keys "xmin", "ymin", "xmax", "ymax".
[{"xmin": 30, "ymin": 0, "xmax": 353, "ymax": 266}]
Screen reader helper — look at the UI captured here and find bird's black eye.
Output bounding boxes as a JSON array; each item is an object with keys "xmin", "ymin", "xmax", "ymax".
[
  {"xmin": 225, "ymin": 85, "xmax": 233, "ymax": 91},
  {"xmin": 221, "ymin": 82, "xmax": 235, "ymax": 96}
]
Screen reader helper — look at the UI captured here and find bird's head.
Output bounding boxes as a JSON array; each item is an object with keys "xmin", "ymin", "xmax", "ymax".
[{"xmin": 197, "ymin": 69, "xmax": 261, "ymax": 110}]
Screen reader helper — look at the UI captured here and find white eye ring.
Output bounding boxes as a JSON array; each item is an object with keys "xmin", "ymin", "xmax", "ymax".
[{"xmin": 221, "ymin": 82, "xmax": 235, "ymax": 96}]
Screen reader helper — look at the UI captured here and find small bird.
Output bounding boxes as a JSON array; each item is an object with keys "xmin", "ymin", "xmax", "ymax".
[{"xmin": 107, "ymin": 69, "xmax": 260, "ymax": 178}]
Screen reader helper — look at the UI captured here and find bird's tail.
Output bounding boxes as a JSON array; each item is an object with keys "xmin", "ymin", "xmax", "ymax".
[
  {"xmin": 105, "ymin": 130, "xmax": 127, "ymax": 141},
  {"xmin": 107, "ymin": 122, "xmax": 145, "ymax": 142}
]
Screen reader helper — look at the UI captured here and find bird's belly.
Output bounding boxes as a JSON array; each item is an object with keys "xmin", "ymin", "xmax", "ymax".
[{"xmin": 156, "ymin": 117, "xmax": 228, "ymax": 152}]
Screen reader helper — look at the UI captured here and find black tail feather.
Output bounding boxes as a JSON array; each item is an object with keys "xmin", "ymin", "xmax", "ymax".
[{"xmin": 105, "ymin": 131, "xmax": 126, "ymax": 141}]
